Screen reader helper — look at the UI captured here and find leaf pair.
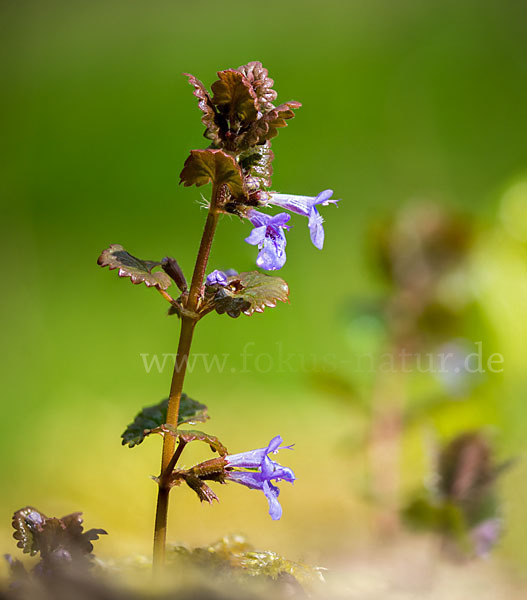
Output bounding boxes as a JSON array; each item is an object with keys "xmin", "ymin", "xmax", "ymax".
[
  {"xmin": 98, "ymin": 246, "xmax": 289, "ymax": 320},
  {"xmin": 122, "ymin": 397, "xmax": 228, "ymax": 505}
]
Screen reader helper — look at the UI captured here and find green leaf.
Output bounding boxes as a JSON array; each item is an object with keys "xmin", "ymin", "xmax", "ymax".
[
  {"xmin": 211, "ymin": 69, "xmax": 260, "ymax": 126},
  {"xmin": 237, "ymin": 61, "xmax": 277, "ymax": 111},
  {"xmin": 179, "ymin": 149, "xmax": 246, "ymax": 198},
  {"xmin": 121, "ymin": 395, "xmax": 209, "ymax": 448},
  {"xmin": 97, "ymin": 244, "xmax": 172, "ymax": 290},
  {"xmin": 184, "ymin": 72, "xmax": 222, "ymax": 144},
  {"xmin": 209, "ymin": 271, "xmax": 289, "ymax": 317}
]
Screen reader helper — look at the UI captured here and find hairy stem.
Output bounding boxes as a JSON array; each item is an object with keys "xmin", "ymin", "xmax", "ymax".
[{"xmin": 152, "ymin": 187, "xmax": 221, "ymax": 572}]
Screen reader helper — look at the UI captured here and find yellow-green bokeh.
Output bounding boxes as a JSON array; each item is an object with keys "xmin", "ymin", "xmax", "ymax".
[{"xmin": 1, "ymin": 0, "xmax": 527, "ymax": 575}]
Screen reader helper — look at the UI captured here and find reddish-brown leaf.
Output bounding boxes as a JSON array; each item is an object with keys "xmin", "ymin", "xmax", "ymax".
[{"xmin": 179, "ymin": 149, "xmax": 246, "ymax": 198}]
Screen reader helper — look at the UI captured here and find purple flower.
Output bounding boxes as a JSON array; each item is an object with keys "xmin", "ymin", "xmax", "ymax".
[
  {"xmin": 245, "ymin": 211, "xmax": 291, "ymax": 271},
  {"xmin": 268, "ymin": 189, "xmax": 338, "ymax": 250},
  {"xmin": 205, "ymin": 269, "xmax": 238, "ymax": 286},
  {"xmin": 225, "ymin": 435, "xmax": 295, "ymax": 520},
  {"xmin": 206, "ymin": 269, "xmax": 229, "ymax": 286}
]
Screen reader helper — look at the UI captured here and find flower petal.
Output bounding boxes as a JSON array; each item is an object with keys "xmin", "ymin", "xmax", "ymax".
[
  {"xmin": 314, "ymin": 189, "xmax": 336, "ymax": 205},
  {"xmin": 256, "ymin": 237, "xmax": 287, "ymax": 271},
  {"xmin": 269, "ymin": 193, "xmax": 313, "ymax": 217},
  {"xmin": 266, "ymin": 435, "xmax": 283, "ymax": 454},
  {"xmin": 308, "ymin": 207, "xmax": 325, "ymax": 250},
  {"xmin": 206, "ymin": 269, "xmax": 228, "ymax": 286},
  {"xmin": 245, "ymin": 225, "xmax": 267, "ymax": 246},
  {"xmin": 272, "ymin": 464, "xmax": 296, "ymax": 483},
  {"xmin": 247, "ymin": 209, "xmax": 270, "ymax": 228},
  {"xmin": 263, "ymin": 480, "xmax": 282, "ymax": 520},
  {"xmin": 269, "ymin": 213, "xmax": 292, "ymax": 229},
  {"xmin": 226, "ymin": 471, "xmax": 264, "ymax": 489},
  {"xmin": 227, "ymin": 448, "xmax": 267, "ymax": 469},
  {"xmin": 261, "ymin": 455, "xmax": 296, "ymax": 481}
]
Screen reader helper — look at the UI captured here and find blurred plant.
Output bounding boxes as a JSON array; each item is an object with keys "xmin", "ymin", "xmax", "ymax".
[
  {"xmin": 5, "ymin": 507, "xmax": 106, "ymax": 579},
  {"xmin": 372, "ymin": 202, "xmax": 475, "ymax": 353},
  {"xmin": 403, "ymin": 431, "xmax": 512, "ymax": 558},
  {"xmin": 98, "ymin": 62, "xmax": 338, "ymax": 571},
  {"xmin": 311, "ymin": 203, "xmax": 492, "ymax": 534},
  {"xmin": 3, "ymin": 529, "xmax": 322, "ymax": 600}
]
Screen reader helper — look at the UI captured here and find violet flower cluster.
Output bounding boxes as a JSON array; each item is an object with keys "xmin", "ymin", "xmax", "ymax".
[
  {"xmin": 244, "ymin": 189, "xmax": 339, "ymax": 271},
  {"xmin": 225, "ymin": 435, "xmax": 295, "ymax": 520}
]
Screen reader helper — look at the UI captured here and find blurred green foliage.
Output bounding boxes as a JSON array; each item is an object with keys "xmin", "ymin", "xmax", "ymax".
[{"xmin": 1, "ymin": 0, "xmax": 527, "ymax": 575}]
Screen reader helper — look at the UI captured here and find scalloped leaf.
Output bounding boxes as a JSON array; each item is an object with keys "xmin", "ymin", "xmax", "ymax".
[
  {"xmin": 12, "ymin": 507, "xmax": 45, "ymax": 556},
  {"xmin": 121, "ymin": 395, "xmax": 209, "ymax": 448},
  {"xmin": 210, "ymin": 271, "xmax": 289, "ymax": 317},
  {"xmin": 184, "ymin": 73, "xmax": 222, "ymax": 144},
  {"xmin": 237, "ymin": 61, "xmax": 277, "ymax": 111},
  {"xmin": 12, "ymin": 507, "xmax": 106, "ymax": 563},
  {"xmin": 97, "ymin": 244, "xmax": 172, "ymax": 290},
  {"xmin": 180, "ymin": 149, "xmax": 246, "ymax": 198},
  {"xmin": 211, "ymin": 69, "xmax": 260, "ymax": 126},
  {"xmin": 233, "ymin": 101, "xmax": 301, "ymax": 151},
  {"xmin": 259, "ymin": 101, "xmax": 302, "ymax": 142}
]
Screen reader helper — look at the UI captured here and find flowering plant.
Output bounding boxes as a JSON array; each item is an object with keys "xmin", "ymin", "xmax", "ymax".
[{"xmin": 97, "ymin": 61, "xmax": 338, "ymax": 571}]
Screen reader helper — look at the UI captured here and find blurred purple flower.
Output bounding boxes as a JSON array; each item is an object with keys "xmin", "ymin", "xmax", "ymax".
[
  {"xmin": 472, "ymin": 518, "xmax": 502, "ymax": 557},
  {"xmin": 268, "ymin": 189, "xmax": 338, "ymax": 249},
  {"xmin": 226, "ymin": 435, "xmax": 295, "ymax": 520},
  {"xmin": 245, "ymin": 211, "xmax": 291, "ymax": 271}
]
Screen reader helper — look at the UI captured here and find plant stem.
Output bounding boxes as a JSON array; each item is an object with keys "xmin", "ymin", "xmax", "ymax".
[{"xmin": 152, "ymin": 186, "xmax": 221, "ymax": 572}]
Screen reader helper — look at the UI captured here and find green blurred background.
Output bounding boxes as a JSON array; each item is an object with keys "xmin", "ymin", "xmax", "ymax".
[{"xmin": 1, "ymin": 0, "xmax": 527, "ymax": 576}]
